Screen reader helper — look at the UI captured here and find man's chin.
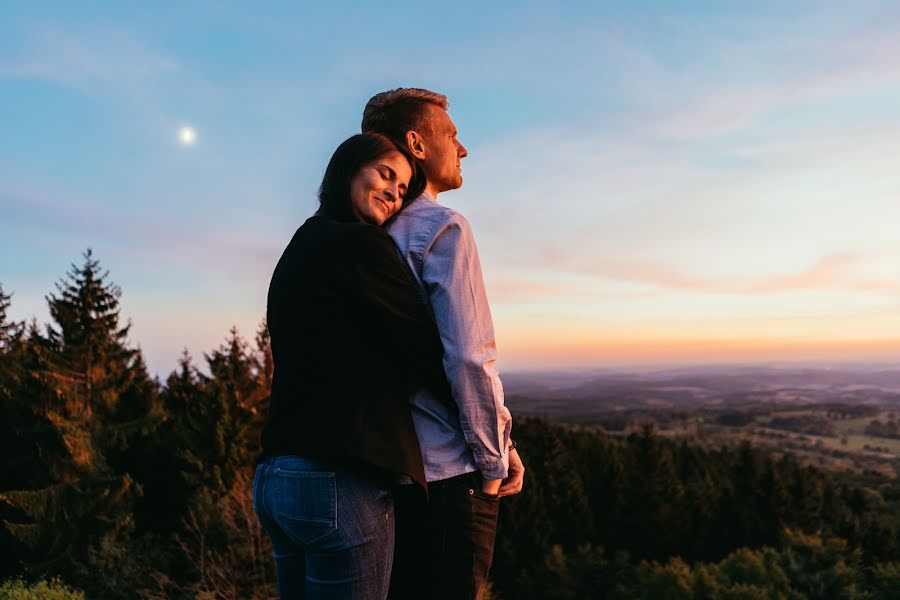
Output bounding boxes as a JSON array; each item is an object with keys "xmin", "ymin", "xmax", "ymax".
[{"xmin": 434, "ymin": 176, "xmax": 464, "ymax": 194}]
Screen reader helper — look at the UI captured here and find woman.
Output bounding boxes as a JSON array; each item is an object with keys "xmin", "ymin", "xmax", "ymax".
[{"xmin": 253, "ymin": 133, "xmax": 452, "ymax": 599}]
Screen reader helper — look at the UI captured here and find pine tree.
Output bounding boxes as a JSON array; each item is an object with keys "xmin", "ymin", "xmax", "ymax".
[
  {"xmin": 0, "ymin": 284, "xmax": 20, "ymax": 348},
  {"xmin": 0, "ymin": 286, "xmax": 31, "ymax": 580},
  {"xmin": 136, "ymin": 351, "xmax": 204, "ymax": 533},
  {"xmin": 0, "ymin": 252, "xmax": 153, "ymax": 593},
  {"xmin": 245, "ymin": 320, "xmax": 273, "ymax": 452},
  {"xmin": 44, "ymin": 249, "xmax": 135, "ymax": 421},
  {"xmin": 0, "ymin": 284, "xmax": 25, "ymax": 398},
  {"xmin": 621, "ymin": 423, "xmax": 687, "ymax": 560},
  {"xmin": 254, "ymin": 319, "xmax": 273, "ymax": 395},
  {"xmin": 162, "ymin": 349, "xmax": 202, "ymax": 415},
  {"xmin": 173, "ymin": 328, "xmax": 261, "ymax": 502},
  {"xmin": 207, "ymin": 325, "xmax": 270, "ymax": 416},
  {"xmin": 156, "ymin": 329, "xmax": 271, "ymax": 595}
]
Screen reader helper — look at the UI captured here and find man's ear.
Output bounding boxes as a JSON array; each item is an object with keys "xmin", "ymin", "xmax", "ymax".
[{"xmin": 406, "ymin": 130, "xmax": 426, "ymax": 160}]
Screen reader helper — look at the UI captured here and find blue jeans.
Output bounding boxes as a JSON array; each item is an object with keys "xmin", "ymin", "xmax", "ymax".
[{"xmin": 254, "ymin": 456, "xmax": 396, "ymax": 600}]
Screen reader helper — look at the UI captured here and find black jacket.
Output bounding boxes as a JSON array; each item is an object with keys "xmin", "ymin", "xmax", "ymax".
[{"xmin": 260, "ymin": 215, "xmax": 452, "ymax": 490}]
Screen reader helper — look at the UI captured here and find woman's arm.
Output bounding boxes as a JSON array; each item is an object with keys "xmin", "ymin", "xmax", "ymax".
[{"xmin": 351, "ymin": 225, "xmax": 453, "ymax": 403}]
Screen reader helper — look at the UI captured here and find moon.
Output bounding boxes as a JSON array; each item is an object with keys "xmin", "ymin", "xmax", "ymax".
[{"xmin": 178, "ymin": 126, "xmax": 197, "ymax": 146}]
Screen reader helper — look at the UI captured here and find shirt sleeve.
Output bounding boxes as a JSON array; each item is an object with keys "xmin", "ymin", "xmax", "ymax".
[
  {"xmin": 422, "ymin": 212, "xmax": 512, "ymax": 479},
  {"xmin": 351, "ymin": 226, "xmax": 453, "ymax": 402}
]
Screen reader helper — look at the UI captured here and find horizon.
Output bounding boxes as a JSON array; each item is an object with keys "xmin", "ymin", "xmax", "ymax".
[
  {"xmin": 3, "ymin": 256, "xmax": 900, "ymax": 378},
  {"xmin": 4, "ymin": 2, "xmax": 900, "ymax": 377}
]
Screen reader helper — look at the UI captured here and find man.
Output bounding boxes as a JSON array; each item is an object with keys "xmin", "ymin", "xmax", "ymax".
[{"xmin": 362, "ymin": 88, "xmax": 524, "ymax": 599}]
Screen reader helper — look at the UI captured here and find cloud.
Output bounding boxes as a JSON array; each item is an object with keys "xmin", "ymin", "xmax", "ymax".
[
  {"xmin": 546, "ymin": 253, "xmax": 900, "ymax": 295},
  {"xmin": 486, "ymin": 275, "xmax": 658, "ymax": 304},
  {"xmin": 0, "ymin": 22, "xmax": 179, "ymax": 91},
  {"xmin": 452, "ymin": 62, "xmax": 900, "ymax": 302},
  {"xmin": 748, "ymin": 255, "xmax": 859, "ymax": 292},
  {"xmin": 1, "ymin": 186, "xmax": 282, "ymax": 284},
  {"xmin": 642, "ymin": 13, "xmax": 900, "ymax": 140}
]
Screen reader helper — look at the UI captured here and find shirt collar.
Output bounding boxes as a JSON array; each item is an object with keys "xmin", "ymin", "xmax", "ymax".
[{"xmin": 417, "ymin": 190, "xmax": 437, "ymax": 204}]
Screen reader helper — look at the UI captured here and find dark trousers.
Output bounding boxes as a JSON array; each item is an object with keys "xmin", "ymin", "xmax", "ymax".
[{"xmin": 388, "ymin": 471, "xmax": 500, "ymax": 600}]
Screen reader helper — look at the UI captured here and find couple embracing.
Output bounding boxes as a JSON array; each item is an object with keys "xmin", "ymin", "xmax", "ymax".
[{"xmin": 253, "ymin": 88, "xmax": 524, "ymax": 599}]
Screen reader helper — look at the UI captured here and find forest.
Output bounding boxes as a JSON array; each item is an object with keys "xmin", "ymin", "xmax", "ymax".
[{"xmin": 2, "ymin": 251, "xmax": 900, "ymax": 599}]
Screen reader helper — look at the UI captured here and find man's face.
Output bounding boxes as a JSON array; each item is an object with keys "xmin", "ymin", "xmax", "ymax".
[{"xmin": 418, "ymin": 104, "xmax": 468, "ymax": 195}]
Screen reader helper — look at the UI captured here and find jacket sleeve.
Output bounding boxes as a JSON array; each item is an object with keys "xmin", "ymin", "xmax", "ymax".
[
  {"xmin": 421, "ymin": 213, "xmax": 512, "ymax": 479},
  {"xmin": 351, "ymin": 225, "xmax": 453, "ymax": 402}
]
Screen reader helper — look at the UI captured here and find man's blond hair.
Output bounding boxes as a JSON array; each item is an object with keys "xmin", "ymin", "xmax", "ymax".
[{"xmin": 361, "ymin": 87, "xmax": 449, "ymax": 142}]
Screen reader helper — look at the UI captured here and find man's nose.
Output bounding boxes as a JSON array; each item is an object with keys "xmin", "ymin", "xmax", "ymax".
[{"xmin": 457, "ymin": 140, "xmax": 468, "ymax": 158}]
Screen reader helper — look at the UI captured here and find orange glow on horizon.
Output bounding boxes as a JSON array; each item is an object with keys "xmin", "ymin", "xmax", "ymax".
[
  {"xmin": 499, "ymin": 336, "xmax": 900, "ymax": 368},
  {"xmin": 494, "ymin": 309, "xmax": 900, "ymax": 367}
]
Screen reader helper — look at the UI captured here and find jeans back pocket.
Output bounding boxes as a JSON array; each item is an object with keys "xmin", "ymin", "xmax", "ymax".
[{"xmin": 272, "ymin": 468, "xmax": 338, "ymax": 546}]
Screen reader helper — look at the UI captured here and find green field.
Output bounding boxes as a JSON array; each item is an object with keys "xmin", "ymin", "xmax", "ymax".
[{"xmin": 658, "ymin": 407, "xmax": 900, "ymax": 478}]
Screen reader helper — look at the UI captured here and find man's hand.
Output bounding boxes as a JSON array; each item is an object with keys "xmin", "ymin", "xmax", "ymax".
[
  {"xmin": 498, "ymin": 448, "xmax": 524, "ymax": 498},
  {"xmin": 481, "ymin": 477, "xmax": 502, "ymax": 495}
]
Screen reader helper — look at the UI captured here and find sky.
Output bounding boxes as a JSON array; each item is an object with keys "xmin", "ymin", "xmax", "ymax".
[{"xmin": 3, "ymin": 1, "xmax": 900, "ymax": 377}]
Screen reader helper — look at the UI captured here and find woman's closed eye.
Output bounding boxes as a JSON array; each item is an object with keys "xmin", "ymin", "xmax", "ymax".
[{"xmin": 378, "ymin": 166, "xmax": 395, "ymax": 181}]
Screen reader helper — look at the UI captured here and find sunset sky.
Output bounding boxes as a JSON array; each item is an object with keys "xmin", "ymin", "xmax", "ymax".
[{"xmin": 3, "ymin": 1, "xmax": 900, "ymax": 376}]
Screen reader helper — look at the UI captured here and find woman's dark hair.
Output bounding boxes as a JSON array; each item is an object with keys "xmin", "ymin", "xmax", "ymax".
[{"xmin": 318, "ymin": 132, "xmax": 425, "ymax": 223}]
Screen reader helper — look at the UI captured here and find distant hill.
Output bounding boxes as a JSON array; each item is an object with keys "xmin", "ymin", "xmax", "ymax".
[{"xmin": 503, "ymin": 364, "xmax": 900, "ymax": 416}]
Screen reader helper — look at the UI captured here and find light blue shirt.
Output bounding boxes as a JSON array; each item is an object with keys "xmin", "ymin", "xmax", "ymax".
[{"xmin": 386, "ymin": 192, "xmax": 512, "ymax": 482}]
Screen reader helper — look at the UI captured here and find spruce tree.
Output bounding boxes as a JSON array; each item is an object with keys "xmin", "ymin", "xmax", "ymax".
[
  {"xmin": 0, "ymin": 284, "xmax": 20, "ymax": 348},
  {"xmin": 137, "ymin": 350, "xmax": 204, "ymax": 533},
  {"xmin": 0, "ymin": 284, "xmax": 24, "ymax": 402},
  {"xmin": 0, "ymin": 286, "xmax": 29, "ymax": 580},
  {"xmin": 172, "ymin": 328, "xmax": 261, "ymax": 502},
  {"xmin": 45, "ymin": 249, "xmax": 134, "ymax": 420},
  {"xmin": 0, "ymin": 252, "xmax": 154, "ymax": 593},
  {"xmin": 254, "ymin": 318, "xmax": 273, "ymax": 394},
  {"xmin": 162, "ymin": 349, "xmax": 202, "ymax": 415}
]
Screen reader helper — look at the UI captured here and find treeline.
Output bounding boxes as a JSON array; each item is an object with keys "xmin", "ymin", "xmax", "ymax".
[
  {"xmin": 2, "ymin": 252, "xmax": 900, "ymax": 598},
  {"xmin": 1, "ymin": 251, "xmax": 276, "ymax": 598},
  {"xmin": 765, "ymin": 414, "xmax": 838, "ymax": 437},
  {"xmin": 493, "ymin": 418, "xmax": 900, "ymax": 598},
  {"xmin": 866, "ymin": 419, "xmax": 900, "ymax": 440}
]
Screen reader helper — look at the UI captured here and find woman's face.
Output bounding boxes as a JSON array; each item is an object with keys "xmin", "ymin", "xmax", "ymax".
[{"xmin": 349, "ymin": 150, "xmax": 412, "ymax": 225}]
